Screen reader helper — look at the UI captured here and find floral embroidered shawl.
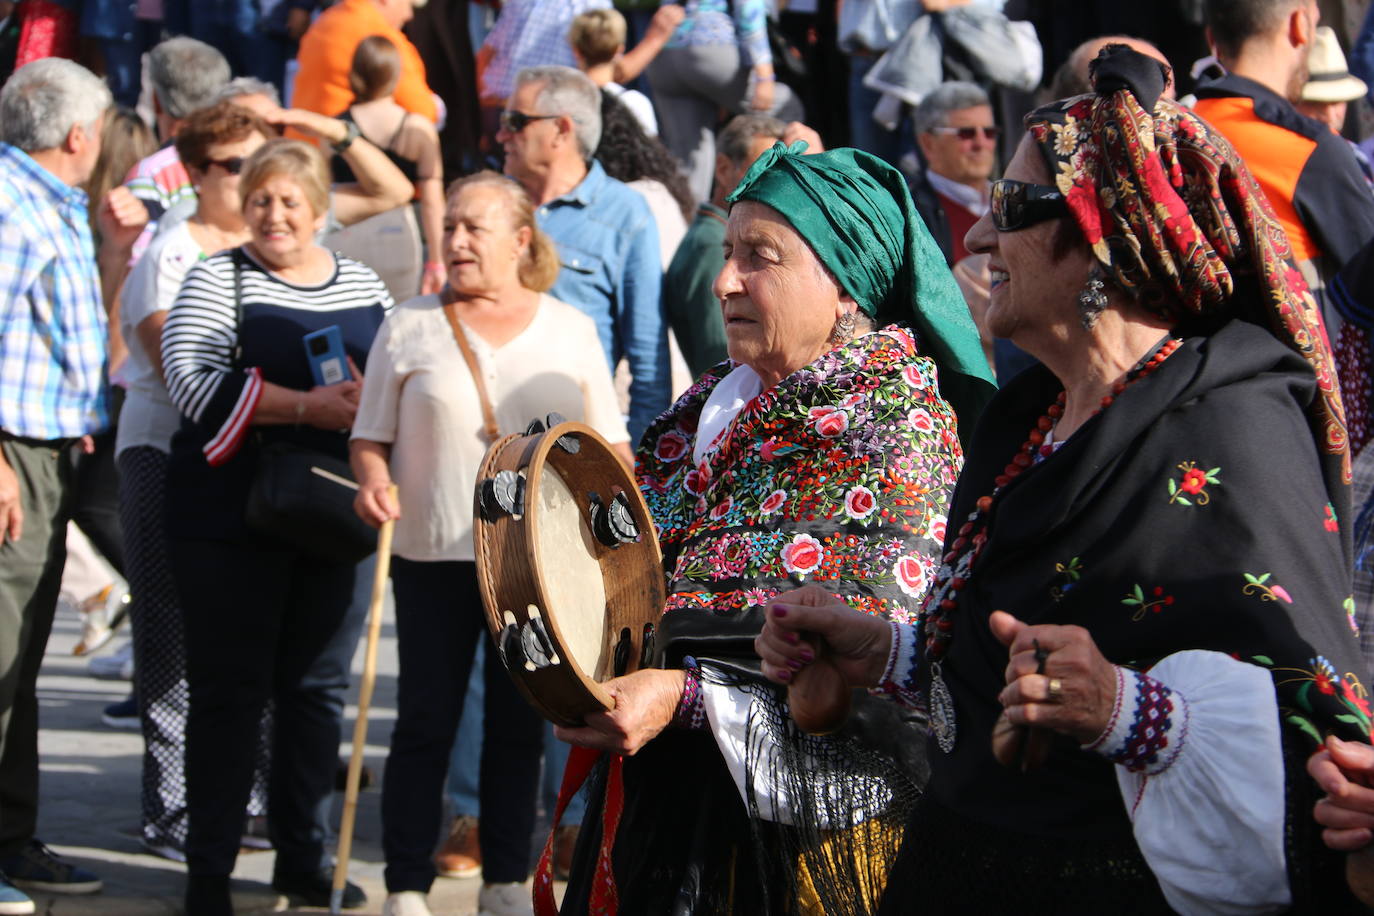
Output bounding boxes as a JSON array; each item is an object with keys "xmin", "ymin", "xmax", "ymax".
[
  {"xmin": 640, "ymin": 325, "xmax": 962, "ymax": 647},
  {"xmin": 925, "ymin": 319, "xmax": 1365, "ymax": 876}
]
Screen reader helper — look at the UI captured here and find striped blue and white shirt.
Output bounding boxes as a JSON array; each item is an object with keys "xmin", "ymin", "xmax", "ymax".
[{"xmin": 0, "ymin": 143, "xmax": 109, "ymax": 439}]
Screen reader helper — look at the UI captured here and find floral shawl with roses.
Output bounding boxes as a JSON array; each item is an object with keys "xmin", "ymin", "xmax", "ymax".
[
  {"xmin": 918, "ymin": 318, "xmax": 1364, "ymax": 908},
  {"xmin": 560, "ymin": 326, "xmax": 963, "ymax": 916}
]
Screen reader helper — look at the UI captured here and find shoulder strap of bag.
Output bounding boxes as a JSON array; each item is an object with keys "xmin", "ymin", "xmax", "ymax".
[
  {"xmin": 442, "ymin": 301, "xmax": 501, "ymax": 442},
  {"xmin": 230, "ymin": 247, "xmax": 245, "ymax": 370}
]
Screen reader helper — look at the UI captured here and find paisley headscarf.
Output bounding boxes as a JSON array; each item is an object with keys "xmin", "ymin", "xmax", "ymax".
[
  {"xmin": 726, "ymin": 143, "xmax": 997, "ymax": 441},
  {"xmin": 1026, "ymin": 44, "xmax": 1349, "ymax": 480}
]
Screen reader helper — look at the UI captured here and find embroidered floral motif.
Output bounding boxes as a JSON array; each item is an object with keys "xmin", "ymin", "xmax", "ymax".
[
  {"xmin": 1166, "ymin": 460, "xmax": 1221, "ymax": 506},
  {"xmin": 1325, "ymin": 502, "xmax": 1340, "ymax": 533},
  {"xmin": 1251, "ymin": 654, "xmax": 1374, "ymax": 745},
  {"xmin": 1242, "ymin": 572, "xmax": 1293, "ymax": 604},
  {"xmin": 639, "ymin": 328, "xmax": 961, "ymax": 632},
  {"xmin": 1050, "ymin": 557, "xmax": 1083, "ymax": 602},
  {"xmin": 1347, "ymin": 597, "xmax": 1360, "ymax": 636},
  {"xmin": 1121, "ymin": 583, "xmax": 1175, "ymax": 621}
]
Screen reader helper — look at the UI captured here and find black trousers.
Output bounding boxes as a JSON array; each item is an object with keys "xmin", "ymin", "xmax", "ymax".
[
  {"xmin": 171, "ymin": 535, "xmax": 369, "ymax": 876},
  {"xmin": 382, "ymin": 558, "xmax": 542, "ymax": 891}
]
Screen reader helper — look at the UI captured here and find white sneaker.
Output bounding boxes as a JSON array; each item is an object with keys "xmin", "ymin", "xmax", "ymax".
[
  {"xmin": 87, "ymin": 641, "xmax": 133, "ymax": 680},
  {"xmin": 382, "ymin": 891, "xmax": 433, "ymax": 916},
  {"xmin": 477, "ymin": 882, "xmax": 533, "ymax": 916}
]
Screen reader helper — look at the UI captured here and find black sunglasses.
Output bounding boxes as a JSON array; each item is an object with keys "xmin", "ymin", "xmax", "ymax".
[
  {"xmin": 202, "ymin": 156, "xmax": 245, "ymax": 175},
  {"xmin": 499, "ymin": 110, "xmax": 559, "ymax": 133},
  {"xmin": 929, "ymin": 125, "xmax": 1001, "ymax": 141},
  {"xmin": 990, "ymin": 179, "xmax": 1069, "ymax": 232}
]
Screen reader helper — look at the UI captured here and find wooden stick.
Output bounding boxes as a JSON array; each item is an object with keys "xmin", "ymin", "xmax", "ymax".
[{"xmin": 331, "ymin": 486, "xmax": 397, "ymax": 915}]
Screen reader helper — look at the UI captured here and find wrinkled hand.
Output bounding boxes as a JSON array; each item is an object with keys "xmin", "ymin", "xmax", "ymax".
[
  {"xmin": 97, "ymin": 187, "xmax": 149, "ymax": 252},
  {"xmin": 989, "ymin": 611, "xmax": 1118, "ymax": 748},
  {"xmin": 755, "ymin": 585, "xmax": 891, "ymax": 688},
  {"xmin": 782, "ymin": 121, "xmax": 825, "ymax": 154},
  {"xmin": 0, "ymin": 458, "xmax": 21, "ymax": 544},
  {"xmin": 354, "ymin": 478, "xmax": 399, "ymax": 528},
  {"xmin": 285, "ymin": 6, "xmax": 311, "ymax": 41},
  {"xmin": 645, "ymin": 3, "xmax": 686, "ymax": 41},
  {"xmin": 303, "ymin": 379, "xmax": 361, "ymax": 430},
  {"xmin": 1310, "ymin": 736, "xmax": 1374, "ymax": 851},
  {"xmin": 553, "ymin": 668, "xmax": 686, "ymax": 755}
]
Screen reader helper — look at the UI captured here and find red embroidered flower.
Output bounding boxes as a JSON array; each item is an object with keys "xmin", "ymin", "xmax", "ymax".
[
  {"xmin": 1179, "ymin": 467, "xmax": 1208, "ymax": 494},
  {"xmin": 709, "ymin": 497, "xmax": 733, "ymax": 521},
  {"xmin": 812, "ymin": 410, "xmax": 849, "ymax": 438},
  {"xmin": 1315, "ymin": 669, "xmax": 1337, "ymax": 695},
  {"xmin": 760, "ymin": 437, "xmax": 781, "ymax": 461},
  {"xmin": 1325, "ymin": 504, "xmax": 1339, "ymax": 533},
  {"xmin": 654, "ymin": 429, "xmax": 689, "ymax": 463},
  {"xmin": 906, "ymin": 407, "xmax": 933, "ymax": 432},
  {"xmin": 683, "ymin": 467, "xmax": 708, "ymax": 496},
  {"xmin": 1271, "ymin": 584, "xmax": 1293, "ymax": 604},
  {"xmin": 928, "ymin": 515, "xmax": 947, "ymax": 544},
  {"xmin": 1342, "ymin": 679, "xmax": 1373, "ymax": 720},
  {"xmin": 902, "ymin": 365, "xmax": 927, "ymax": 389},
  {"xmin": 844, "ymin": 486, "xmax": 877, "ymax": 521},
  {"xmin": 760, "ymin": 489, "xmax": 787, "ymax": 515},
  {"xmin": 894, "ymin": 555, "xmax": 931, "ymax": 598},
  {"xmin": 780, "ymin": 533, "xmax": 823, "ymax": 576}
]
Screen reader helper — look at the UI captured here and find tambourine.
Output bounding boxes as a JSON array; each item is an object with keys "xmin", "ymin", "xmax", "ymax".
[{"xmin": 473, "ymin": 415, "xmax": 665, "ymax": 727}]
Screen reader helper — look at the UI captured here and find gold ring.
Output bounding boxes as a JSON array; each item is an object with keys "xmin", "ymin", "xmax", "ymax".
[{"xmin": 1046, "ymin": 677, "xmax": 1064, "ymax": 702}]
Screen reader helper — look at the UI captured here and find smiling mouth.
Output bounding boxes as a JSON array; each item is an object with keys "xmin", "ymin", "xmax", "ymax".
[{"xmin": 989, "ymin": 268, "xmax": 1009, "ymax": 289}]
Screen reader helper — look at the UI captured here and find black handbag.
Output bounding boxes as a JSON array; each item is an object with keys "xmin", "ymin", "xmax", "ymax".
[{"xmin": 229, "ymin": 249, "xmax": 377, "ymax": 564}]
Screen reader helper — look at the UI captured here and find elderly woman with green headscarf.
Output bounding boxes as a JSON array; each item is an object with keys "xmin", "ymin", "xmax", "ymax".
[
  {"xmin": 548, "ymin": 144, "xmax": 994, "ymax": 915},
  {"xmin": 757, "ymin": 45, "xmax": 1370, "ymax": 913}
]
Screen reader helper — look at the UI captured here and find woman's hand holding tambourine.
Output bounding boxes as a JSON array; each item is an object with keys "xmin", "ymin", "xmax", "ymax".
[{"xmin": 554, "ymin": 668, "xmax": 687, "ymax": 756}]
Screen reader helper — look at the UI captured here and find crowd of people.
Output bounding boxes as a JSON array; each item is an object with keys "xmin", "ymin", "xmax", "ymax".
[{"xmin": 6, "ymin": 1, "xmax": 1374, "ymax": 915}]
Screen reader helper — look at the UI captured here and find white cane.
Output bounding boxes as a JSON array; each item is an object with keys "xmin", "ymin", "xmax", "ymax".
[{"xmin": 332, "ymin": 484, "xmax": 397, "ymax": 915}]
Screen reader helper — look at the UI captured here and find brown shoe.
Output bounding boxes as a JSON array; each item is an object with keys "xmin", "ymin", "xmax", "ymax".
[
  {"xmin": 552, "ymin": 825, "xmax": 579, "ymax": 881},
  {"xmin": 434, "ymin": 815, "xmax": 481, "ymax": 879}
]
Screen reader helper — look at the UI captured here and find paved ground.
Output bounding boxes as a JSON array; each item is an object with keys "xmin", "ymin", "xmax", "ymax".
[{"xmin": 27, "ymin": 593, "xmax": 553, "ymax": 915}]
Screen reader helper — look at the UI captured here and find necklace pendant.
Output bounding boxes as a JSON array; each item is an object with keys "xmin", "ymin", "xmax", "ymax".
[{"xmin": 929, "ymin": 662, "xmax": 957, "ymax": 753}]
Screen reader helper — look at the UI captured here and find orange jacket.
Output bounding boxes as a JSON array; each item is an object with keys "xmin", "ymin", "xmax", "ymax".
[
  {"xmin": 292, "ymin": 0, "xmax": 437, "ymax": 122},
  {"xmin": 1194, "ymin": 73, "xmax": 1374, "ymax": 268}
]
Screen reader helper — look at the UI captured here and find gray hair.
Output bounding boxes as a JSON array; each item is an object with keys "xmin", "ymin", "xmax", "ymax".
[
  {"xmin": 213, "ymin": 77, "xmax": 281, "ymax": 108},
  {"xmin": 515, "ymin": 65, "xmax": 602, "ymax": 158},
  {"xmin": 0, "ymin": 58, "xmax": 112, "ymax": 152},
  {"xmin": 913, "ymin": 81, "xmax": 991, "ymax": 136},
  {"xmin": 148, "ymin": 37, "xmax": 231, "ymax": 120},
  {"xmin": 717, "ymin": 113, "xmax": 786, "ymax": 166}
]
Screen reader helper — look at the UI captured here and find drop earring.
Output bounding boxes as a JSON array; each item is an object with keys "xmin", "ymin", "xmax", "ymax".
[{"xmin": 1077, "ymin": 264, "xmax": 1108, "ymax": 330}]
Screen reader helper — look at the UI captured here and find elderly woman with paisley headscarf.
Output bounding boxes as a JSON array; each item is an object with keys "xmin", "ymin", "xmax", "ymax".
[
  {"xmin": 757, "ymin": 45, "xmax": 1371, "ymax": 914},
  {"xmin": 548, "ymin": 143, "xmax": 995, "ymax": 914}
]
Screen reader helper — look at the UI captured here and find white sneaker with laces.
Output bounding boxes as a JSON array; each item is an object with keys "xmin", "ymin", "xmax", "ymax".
[
  {"xmin": 477, "ymin": 882, "xmax": 533, "ymax": 916},
  {"xmin": 382, "ymin": 891, "xmax": 432, "ymax": 916}
]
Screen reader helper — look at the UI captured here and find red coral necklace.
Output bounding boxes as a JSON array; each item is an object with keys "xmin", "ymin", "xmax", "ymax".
[{"xmin": 922, "ymin": 335, "xmax": 1182, "ymax": 754}]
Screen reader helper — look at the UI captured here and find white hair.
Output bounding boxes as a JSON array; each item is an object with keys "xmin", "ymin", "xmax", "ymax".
[
  {"xmin": 0, "ymin": 58, "xmax": 112, "ymax": 152},
  {"xmin": 515, "ymin": 65, "xmax": 602, "ymax": 159},
  {"xmin": 148, "ymin": 37, "xmax": 231, "ymax": 119},
  {"xmin": 913, "ymin": 81, "xmax": 991, "ymax": 136},
  {"xmin": 214, "ymin": 77, "xmax": 282, "ymax": 108}
]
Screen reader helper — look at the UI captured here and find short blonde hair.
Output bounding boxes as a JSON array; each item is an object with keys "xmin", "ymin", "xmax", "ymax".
[
  {"xmin": 569, "ymin": 9, "xmax": 626, "ymax": 68},
  {"xmin": 447, "ymin": 171, "xmax": 560, "ymax": 293},
  {"xmin": 239, "ymin": 138, "xmax": 330, "ymax": 218}
]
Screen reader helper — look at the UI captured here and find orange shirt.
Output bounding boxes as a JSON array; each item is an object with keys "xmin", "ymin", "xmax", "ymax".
[
  {"xmin": 292, "ymin": 0, "xmax": 437, "ymax": 122},
  {"xmin": 1192, "ymin": 95, "xmax": 1319, "ymax": 261}
]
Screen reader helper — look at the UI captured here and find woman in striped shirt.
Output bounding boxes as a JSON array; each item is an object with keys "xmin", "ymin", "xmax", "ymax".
[{"xmin": 161, "ymin": 138, "xmax": 392, "ymax": 916}]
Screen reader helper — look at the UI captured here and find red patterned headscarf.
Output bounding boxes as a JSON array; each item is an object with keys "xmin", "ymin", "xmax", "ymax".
[{"xmin": 1026, "ymin": 44, "xmax": 1349, "ymax": 480}]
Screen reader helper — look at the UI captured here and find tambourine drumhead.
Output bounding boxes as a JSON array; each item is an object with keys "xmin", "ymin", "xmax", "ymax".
[{"xmin": 473, "ymin": 421, "xmax": 665, "ymax": 727}]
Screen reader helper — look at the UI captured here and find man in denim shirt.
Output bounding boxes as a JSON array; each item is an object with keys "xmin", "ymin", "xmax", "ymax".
[{"xmin": 500, "ymin": 65, "xmax": 668, "ymax": 445}]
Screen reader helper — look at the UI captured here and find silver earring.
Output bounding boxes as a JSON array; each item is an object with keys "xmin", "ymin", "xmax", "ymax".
[
  {"xmin": 1077, "ymin": 264, "xmax": 1108, "ymax": 330},
  {"xmin": 830, "ymin": 311, "xmax": 858, "ymax": 343}
]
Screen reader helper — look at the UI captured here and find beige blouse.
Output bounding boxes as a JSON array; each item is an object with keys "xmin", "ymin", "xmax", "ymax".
[{"xmin": 352, "ymin": 293, "xmax": 629, "ymax": 562}]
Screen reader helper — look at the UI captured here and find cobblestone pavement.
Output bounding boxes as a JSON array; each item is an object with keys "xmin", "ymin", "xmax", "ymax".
[{"xmin": 26, "ymin": 595, "xmax": 549, "ymax": 915}]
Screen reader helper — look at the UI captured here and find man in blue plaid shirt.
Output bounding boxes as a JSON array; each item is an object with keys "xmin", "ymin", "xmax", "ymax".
[{"xmin": 0, "ymin": 57, "xmax": 134, "ymax": 912}]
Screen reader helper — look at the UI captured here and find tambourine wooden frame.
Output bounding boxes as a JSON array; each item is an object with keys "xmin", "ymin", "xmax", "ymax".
[{"xmin": 473, "ymin": 422, "xmax": 665, "ymax": 727}]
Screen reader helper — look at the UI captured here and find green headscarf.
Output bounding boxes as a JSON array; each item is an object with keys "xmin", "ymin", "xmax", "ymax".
[{"xmin": 727, "ymin": 141, "xmax": 996, "ymax": 442}]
